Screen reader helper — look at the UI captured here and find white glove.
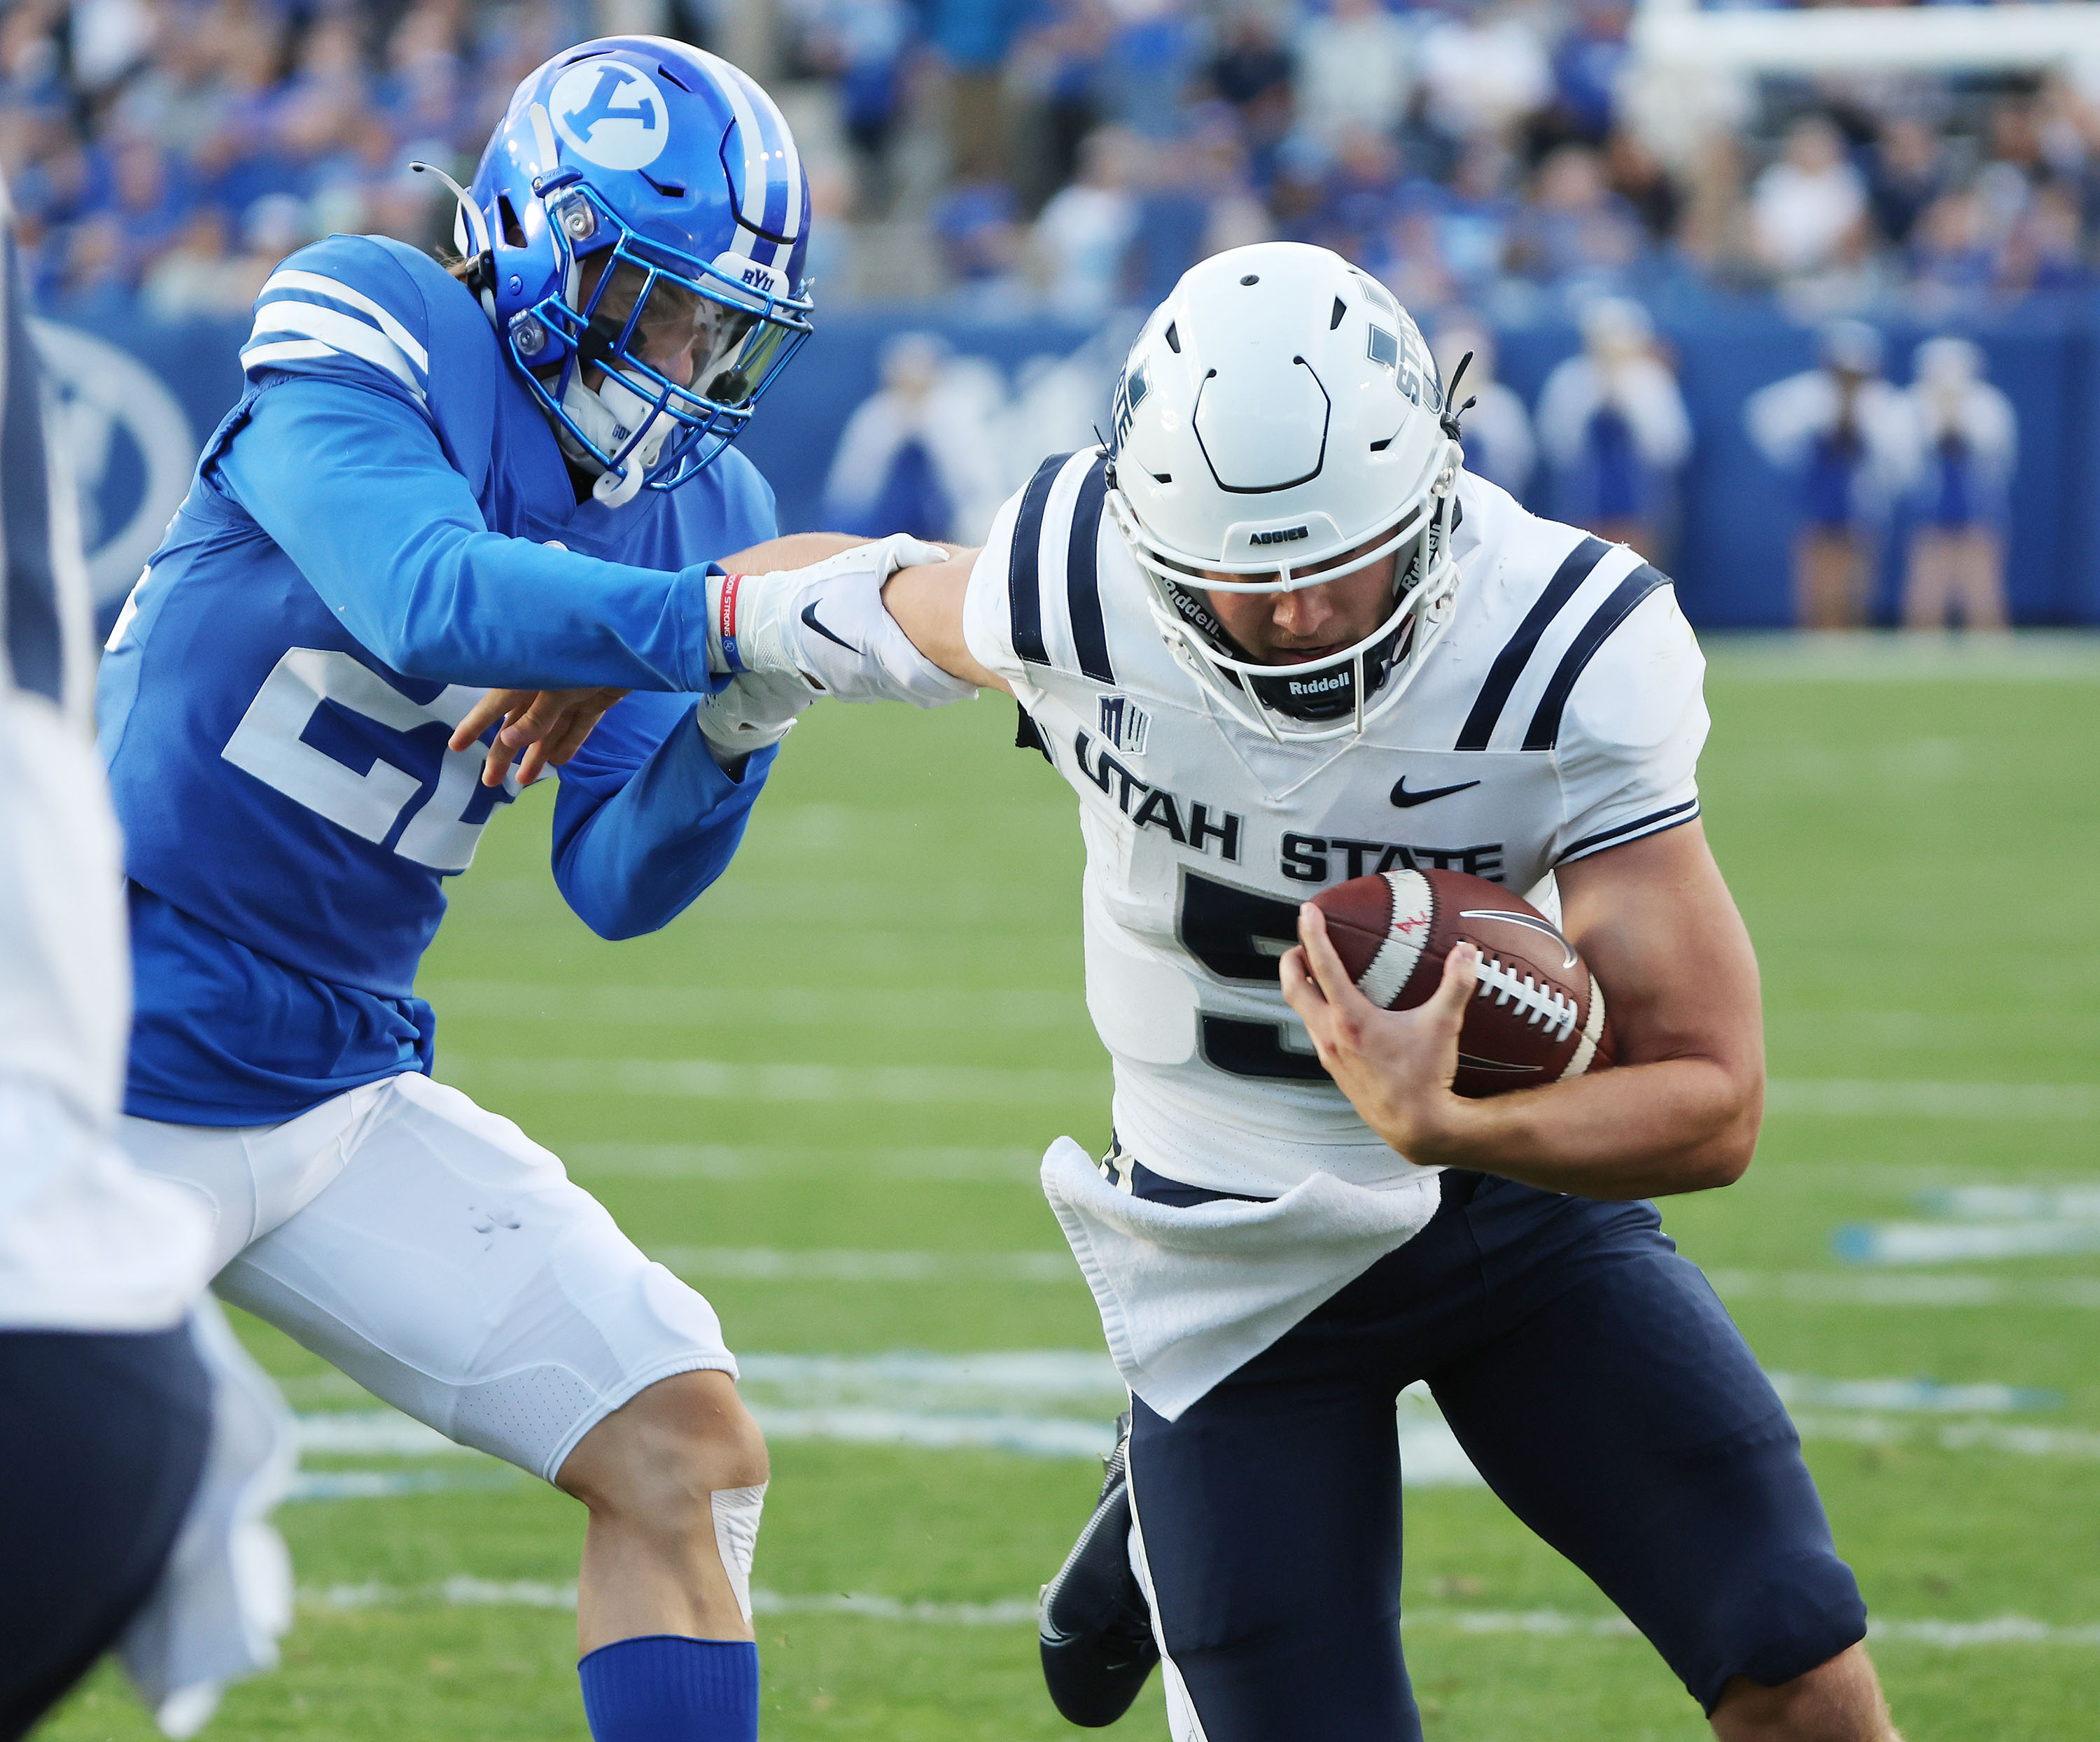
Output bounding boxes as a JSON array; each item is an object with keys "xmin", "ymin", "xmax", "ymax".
[
  {"xmin": 708, "ymin": 535, "xmax": 979, "ymax": 707},
  {"xmin": 695, "ymin": 669, "xmax": 819, "ymax": 761}
]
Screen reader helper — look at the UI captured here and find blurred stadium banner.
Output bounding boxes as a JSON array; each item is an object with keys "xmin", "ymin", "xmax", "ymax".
[{"xmin": 33, "ymin": 301, "xmax": 2100, "ymax": 633}]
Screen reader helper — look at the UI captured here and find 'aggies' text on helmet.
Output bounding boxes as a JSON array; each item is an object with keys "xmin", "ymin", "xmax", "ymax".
[
  {"xmin": 430, "ymin": 36, "xmax": 813, "ymax": 505},
  {"xmin": 1106, "ymin": 242, "xmax": 1464, "ymax": 742}
]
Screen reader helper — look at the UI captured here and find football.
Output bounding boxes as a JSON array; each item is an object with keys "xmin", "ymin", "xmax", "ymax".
[{"xmin": 1308, "ymin": 869, "xmax": 1615, "ymax": 1097}]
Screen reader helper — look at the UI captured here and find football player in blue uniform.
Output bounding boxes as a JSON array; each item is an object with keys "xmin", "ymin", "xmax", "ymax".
[{"xmin": 94, "ymin": 38, "xmax": 920, "ymax": 1742}]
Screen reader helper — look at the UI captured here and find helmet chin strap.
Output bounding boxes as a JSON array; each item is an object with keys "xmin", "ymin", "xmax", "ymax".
[
  {"xmin": 412, "ymin": 162, "xmax": 498, "ymax": 326},
  {"xmin": 555, "ymin": 371, "xmax": 673, "ymax": 507}
]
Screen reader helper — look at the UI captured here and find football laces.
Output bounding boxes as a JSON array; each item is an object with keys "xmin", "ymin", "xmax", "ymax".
[{"xmin": 1472, "ymin": 955, "xmax": 1578, "ymax": 1044}]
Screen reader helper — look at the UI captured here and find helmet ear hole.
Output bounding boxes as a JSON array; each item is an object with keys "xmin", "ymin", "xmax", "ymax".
[{"xmin": 497, "ymin": 194, "xmax": 526, "ymax": 248}]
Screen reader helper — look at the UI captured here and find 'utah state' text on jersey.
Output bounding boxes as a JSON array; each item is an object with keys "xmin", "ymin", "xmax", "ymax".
[
  {"xmin": 962, "ymin": 453, "xmax": 1707, "ymax": 1197},
  {"xmin": 99, "ymin": 234, "xmax": 778, "ymax": 1123}
]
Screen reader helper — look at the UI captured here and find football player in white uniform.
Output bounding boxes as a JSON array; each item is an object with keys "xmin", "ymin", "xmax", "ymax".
[{"xmin": 506, "ymin": 241, "xmax": 1900, "ymax": 1741}]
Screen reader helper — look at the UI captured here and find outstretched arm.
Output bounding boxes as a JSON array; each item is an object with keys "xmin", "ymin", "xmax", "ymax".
[
  {"xmin": 451, "ymin": 533, "xmax": 883, "ymax": 785},
  {"xmin": 455, "ymin": 540, "xmax": 1001, "ymax": 780},
  {"xmin": 1280, "ymin": 821, "xmax": 1764, "ymax": 1199}
]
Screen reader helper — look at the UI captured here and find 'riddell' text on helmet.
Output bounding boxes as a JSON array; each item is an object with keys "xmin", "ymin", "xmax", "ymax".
[
  {"xmin": 1105, "ymin": 242, "xmax": 1463, "ymax": 743},
  {"xmin": 442, "ymin": 37, "xmax": 814, "ymax": 505}
]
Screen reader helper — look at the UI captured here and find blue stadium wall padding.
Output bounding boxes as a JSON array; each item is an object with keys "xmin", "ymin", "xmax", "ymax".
[{"xmin": 37, "ymin": 290, "xmax": 2100, "ymax": 631}]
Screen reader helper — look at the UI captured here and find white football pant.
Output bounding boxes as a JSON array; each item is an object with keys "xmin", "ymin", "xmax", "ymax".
[{"xmin": 121, "ymin": 1072, "xmax": 734, "ymax": 1482}]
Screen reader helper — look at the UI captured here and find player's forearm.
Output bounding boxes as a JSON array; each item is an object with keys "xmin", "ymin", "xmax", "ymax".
[
  {"xmin": 718, "ymin": 533, "xmax": 867, "ymax": 574},
  {"xmin": 550, "ymin": 721, "xmax": 775, "ymax": 941},
  {"xmin": 1401, "ymin": 1053, "xmax": 1763, "ymax": 1199},
  {"xmin": 378, "ymin": 521, "xmax": 715, "ymax": 690},
  {"xmin": 881, "ymin": 551, "xmax": 1007, "ymax": 691}
]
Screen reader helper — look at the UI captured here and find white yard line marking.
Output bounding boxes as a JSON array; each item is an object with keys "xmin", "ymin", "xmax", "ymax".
[
  {"xmin": 435, "ymin": 1056, "xmax": 1105, "ymax": 1105},
  {"xmin": 293, "ymin": 1580, "xmax": 2100, "ymax": 1647},
  {"xmin": 436, "ymin": 1061, "xmax": 2094, "ymax": 1116},
  {"xmin": 1769, "ymin": 1374, "xmax": 2059, "ymax": 1413},
  {"xmin": 651, "ymin": 1246, "xmax": 1078, "ymax": 1284},
  {"xmin": 565, "ymin": 1144, "xmax": 1043, "ymax": 1181},
  {"xmin": 738, "ymin": 1350, "xmax": 1122, "ymax": 1397},
  {"xmin": 1789, "ymin": 1414, "xmax": 2100, "ymax": 1459},
  {"xmin": 287, "ymin": 1470, "xmax": 515, "ymax": 1503},
  {"xmin": 281, "ymin": 1349, "xmax": 2099, "ymax": 1517},
  {"xmin": 748, "ymin": 1406, "xmax": 1113, "ymax": 1460},
  {"xmin": 301, "ymin": 1579, "xmax": 1038, "ymax": 1624},
  {"xmin": 1707, "ymin": 1270, "xmax": 2100, "ymax": 1309},
  {"xmin": 422, "ymin": 982, "xmax": 1081, "ymax": 1030},
  {"xmin": 1914, "ymin": 1185, "xmax": 2100, "ymax": 1221},
  {"xmin": 1765, "ymin": 1081, "xmax": 2098, "ymax": 1121},
  {"xmin": 1835, "ymin": 1221, "xmax": 2100, "ymax": 1265},
  {"xmin": 296, "ymin": 1413, "xmax": 465, "ymax": 1456}
]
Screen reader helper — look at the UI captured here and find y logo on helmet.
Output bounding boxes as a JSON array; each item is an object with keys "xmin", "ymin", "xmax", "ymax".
[{"xmin": 550, "ymin": 62, "xmax": 670, "ymax": 171}]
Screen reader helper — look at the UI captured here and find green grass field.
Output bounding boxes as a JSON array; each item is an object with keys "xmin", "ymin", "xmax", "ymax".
[{"xmin": 48, "ymin": 635, "xmax": 2100, "ymax": 1742}]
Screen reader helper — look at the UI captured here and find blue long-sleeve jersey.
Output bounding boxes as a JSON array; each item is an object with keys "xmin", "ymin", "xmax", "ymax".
[{"xmin": 97, "ymin": 234, "xmax": 778, "ymax": 1123}]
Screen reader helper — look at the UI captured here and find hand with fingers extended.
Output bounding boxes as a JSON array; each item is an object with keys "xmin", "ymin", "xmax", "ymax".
[
  {"xmin": 1279, "ymin": 901, "xmax": 1483, "ymax": 1166},
  {"xmin": 451, "ymin": 686, "xmax": 632, "ymax": 788}
]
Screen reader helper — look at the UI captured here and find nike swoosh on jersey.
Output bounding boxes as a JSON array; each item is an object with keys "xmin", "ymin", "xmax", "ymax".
[
  {"xmin": 800, "ymin": 601, "xmax": 859, "ymax": 654},
  {"xmin": 1389, "ymin": 776, "xmax": 1482, "ymax": 808}
]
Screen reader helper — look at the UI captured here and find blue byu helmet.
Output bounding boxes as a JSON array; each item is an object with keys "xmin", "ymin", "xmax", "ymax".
[{"xmin": 450, "ymin": 36, "xmax": 813, "ymax": 503}]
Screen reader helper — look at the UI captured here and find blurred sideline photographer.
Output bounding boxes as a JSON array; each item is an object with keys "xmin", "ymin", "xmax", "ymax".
[{"xmin": 0, "ymin": 174, "xmax": 290, "ymax": 1742}]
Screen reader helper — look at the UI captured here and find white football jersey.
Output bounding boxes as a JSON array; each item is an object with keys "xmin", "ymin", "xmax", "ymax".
[{"xmin": 963, "ymin": 451, "xmax": 1708, "ymax": 1197}]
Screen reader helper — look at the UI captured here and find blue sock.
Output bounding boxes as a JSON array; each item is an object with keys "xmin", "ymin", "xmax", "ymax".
[{"xmin": 578, "ymin": 1636, "xmax": 759, "ymax": 1742}]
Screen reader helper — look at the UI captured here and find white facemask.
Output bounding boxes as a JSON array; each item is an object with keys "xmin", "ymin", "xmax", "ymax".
[{"xmin": 556, "ymin": 370, "xmax": 676, "ymax": 507}]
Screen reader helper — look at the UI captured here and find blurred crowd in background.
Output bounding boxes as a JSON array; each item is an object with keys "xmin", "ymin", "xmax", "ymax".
[
  {"xmin": 5, "ymin": 0, "xmax": 2099, "ymax": 323},
  {"xmin": 3, "ymin": 0, "xmax": 2088, "ymax": 630}
]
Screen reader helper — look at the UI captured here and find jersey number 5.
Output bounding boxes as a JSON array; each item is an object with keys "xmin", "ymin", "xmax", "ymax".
[
  {"xmin": 1177, "ymin": 870, "xmax": 1330, "ymax": 1082},
  {"xmin": 223, "ymin": 648, "xmax": 514, "ymax": 871}
]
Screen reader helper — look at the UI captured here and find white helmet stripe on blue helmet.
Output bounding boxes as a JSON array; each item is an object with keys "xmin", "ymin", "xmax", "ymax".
[{"xmin": 687, "ymin": 46, "xmax": 804, "ymax": 251}]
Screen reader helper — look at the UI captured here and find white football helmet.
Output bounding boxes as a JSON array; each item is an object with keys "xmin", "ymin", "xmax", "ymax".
[{"xmin": 1105, "ymin": 242, "xmax": 1464, "ymax": 742}]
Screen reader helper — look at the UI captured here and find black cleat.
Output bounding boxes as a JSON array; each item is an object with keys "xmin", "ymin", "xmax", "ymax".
[{"xmin": 1040, "ymin": 1410, "xmax": 1161, "ymax": 1727}]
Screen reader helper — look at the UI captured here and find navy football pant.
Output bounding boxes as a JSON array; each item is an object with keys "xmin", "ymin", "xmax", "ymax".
[
  {"xmin": 1123, "ymin": 1167, "xmax": 1866, "ymax": 1741},
  {"xmin": 0, "ymin": 1326, "xmax": 211, "ymax": 1741}
]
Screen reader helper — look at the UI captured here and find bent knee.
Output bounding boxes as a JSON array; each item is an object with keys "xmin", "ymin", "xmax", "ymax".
[{"xmin": 558, "ymin": 1368, "xmax": 769, "ymax": 1519}]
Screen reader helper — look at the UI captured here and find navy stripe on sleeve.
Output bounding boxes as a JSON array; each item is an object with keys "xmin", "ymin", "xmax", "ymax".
[
  {"xmin": 1065, "ymin": 451, "xmax": 1114, "ymax": 684},
  {"xmin": 1, "ymin": 233, "xmax": 63, "ymax": 704},
  {"xmin": 1008, "ymin": 451, "xmax": 1072, "ymax": 668},
  {"xmin": 1560, "ymin": 796, "xmax": 1701, "ymax": 861},
  {"xmin": 1522, "ymin": 566, "xmax": 1672, "ymax": 752},
  {"xmin": 1453, "ymin": 534, "xmax": 1609, "ymax": 751}
]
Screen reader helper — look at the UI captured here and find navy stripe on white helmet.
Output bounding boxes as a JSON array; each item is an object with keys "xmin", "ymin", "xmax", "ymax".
[{"xmin": 1105, "ymin": 242, "xmax": 1463, "ymax": 742}]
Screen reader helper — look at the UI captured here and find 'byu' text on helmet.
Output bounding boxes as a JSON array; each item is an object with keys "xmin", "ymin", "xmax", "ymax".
[
  {"xmin": 1106, "ymin": 243, "xmax": 1462, "ymax": 741},
  {"xmin": 446, "ymin": 36, "xmax": 813, "ymax": 505}
]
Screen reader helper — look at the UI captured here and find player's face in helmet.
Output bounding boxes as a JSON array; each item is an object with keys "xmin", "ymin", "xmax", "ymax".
[
  {"xmin": 1200, "ymin": 536, "xmax": 1399, "ymax": 668},
  {"xmin": 1107, "ymin": 243, "xmax": 1463, "ymax": 743},
  {"xmin": 574, "ymin": 259, "xmax": 702, "ymax": 388}
]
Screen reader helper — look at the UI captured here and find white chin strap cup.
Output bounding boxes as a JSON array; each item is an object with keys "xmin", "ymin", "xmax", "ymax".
[{"xmin": 557, "ymin": 373, "xmax": 674, "ymax": 508}]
